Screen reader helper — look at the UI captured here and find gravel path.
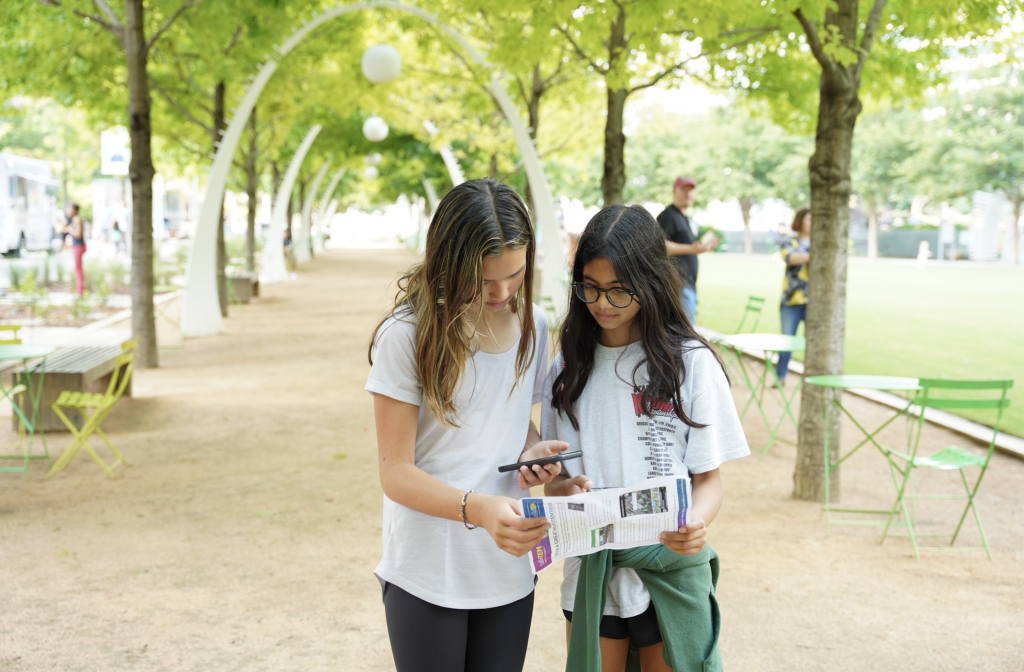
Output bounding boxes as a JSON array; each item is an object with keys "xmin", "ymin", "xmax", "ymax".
[{"xmin": 1, "ymin": 249, "xmax": 1021, "ymax": 671}]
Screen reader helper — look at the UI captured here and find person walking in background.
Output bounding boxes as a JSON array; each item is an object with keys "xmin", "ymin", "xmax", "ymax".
[
  {"xmin": 776, "ymin": 207, "xmax": 811, "ymax": 386},
  {"xmin": 283, "ymin": 227, "xmax": 295, "ymax": 273},
  {"xmin": 110, "ymin": 221, "xmax": 126, "ymax": 255},
  {"xmin": 656, "ymin": 176, "xmax": 719, "ymax": 323},
  {"xmin": 916, "ymin": 240, "xmax": 932, "ymax": 270},
  {"xmin": 62, "ymin": 203, "xmax": 86, "ymax": 297}
]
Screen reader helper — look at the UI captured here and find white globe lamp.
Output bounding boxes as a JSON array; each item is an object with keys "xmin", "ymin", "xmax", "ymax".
[
  {"xmin": 364, "ymin": 166, "xmax": 380, "ymax": 180},
  {"xmin": 361, "ymin": 44, "xmax": 402, "ymax": 84},
  {"xmin": 365, "ymin": 152, "xmax": 383, "ymax": 166},
  {"xmin": 362, "ymin": 116, "xmax": 389, "ymax": 142}
]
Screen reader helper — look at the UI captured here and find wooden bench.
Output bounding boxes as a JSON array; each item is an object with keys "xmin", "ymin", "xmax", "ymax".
[{"xmin": 12, "ymin": 346, "xmax": 132, "ymax": 432}]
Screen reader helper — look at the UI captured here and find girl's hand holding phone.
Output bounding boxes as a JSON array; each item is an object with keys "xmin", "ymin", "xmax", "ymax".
[
  {"xmin": 660, "ymin": 516, "xmax": 707, "ymax": 556},
  {"xmin": 467, "ymin": 495, "xmax": 550, "ymax": 557},
  {"xmin": 515, "ymin": 440, "xmax": 572, "ymax": 489}
]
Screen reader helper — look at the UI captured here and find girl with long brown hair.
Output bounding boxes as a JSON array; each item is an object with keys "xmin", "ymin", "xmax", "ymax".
[
  {"xmin": 542, "ymin": 205, "xmax": 749, "ymax": 671},
  {"xmin": 366, "ymin": 178, "xmax": 568, "ymax": 672}
]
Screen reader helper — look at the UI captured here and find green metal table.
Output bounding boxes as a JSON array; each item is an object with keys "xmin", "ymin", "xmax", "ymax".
[
  {"xmin": 722, "ymin": 333, "xmax": 805, "ymax": 458},
  {"xmin": 805, "ymin": 375, "xmax": 922, "ymax": 533},
  {"xmin": 0, "ymin": 344, "xmax": 56, "ymax": 478}
]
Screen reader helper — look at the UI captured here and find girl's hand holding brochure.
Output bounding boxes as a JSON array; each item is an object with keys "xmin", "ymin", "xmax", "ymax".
[
  {"xmin": 660, "ymin": 516, "xmax": 708, "ymax": 556},
  {"xmin": 466, "ymin": 495, "xmax": 551, "ymax": 557}
]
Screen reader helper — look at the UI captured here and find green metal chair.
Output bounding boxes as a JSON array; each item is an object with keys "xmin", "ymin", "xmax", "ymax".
[
  {"xmin": 46, "ymin": 338, "xmax": 139, "ymax": 478},
  {"xmin": 881, "ymin": 378, "xmax": 1013, "ymax": 560},
  {"xmin": 0, "ymin": 325, "xmax": 22, "ymax": 345},
  {"xmin": 734, "ymin": 295, "xmax": 765, "ymax": 334},
  {"xmin": 0, "ymin": 325, "xmax": 34, "ymax": 476},
  {"xmin": 710, "ymin": 296, "xmax": 765, "ymax": 372},
  {"xmin": 0, "ymin": 325, "xmax": 28, "ymax": 419}
]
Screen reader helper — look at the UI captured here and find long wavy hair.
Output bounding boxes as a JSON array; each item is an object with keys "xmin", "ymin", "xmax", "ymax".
[
  {"xmin": 551, "ymin": 205, "xmax": 725, "ymax": 430},
  {"xmin": 369, "ymin": 178, "xmax": 536, "ymax": 428}
]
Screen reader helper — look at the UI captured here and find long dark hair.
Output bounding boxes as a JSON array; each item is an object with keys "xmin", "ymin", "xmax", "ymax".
[
  {"xmin": 369, "ymin": 178, "xmax": 536, "ymax": 428},
  {"xmin": 551, "ymin": 205, "xmax": 724, "ymax": 431}
]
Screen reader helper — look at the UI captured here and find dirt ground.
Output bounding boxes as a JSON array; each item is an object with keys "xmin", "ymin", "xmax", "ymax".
[{"xmin": 1, "ymin": 249, "xmax": 1022, "ymax": 672}]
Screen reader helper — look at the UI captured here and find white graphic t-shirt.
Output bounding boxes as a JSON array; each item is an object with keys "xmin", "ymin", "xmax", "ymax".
[{"xmin": 540, "ymin": 339, "xmax": 749, "ymax": 618}]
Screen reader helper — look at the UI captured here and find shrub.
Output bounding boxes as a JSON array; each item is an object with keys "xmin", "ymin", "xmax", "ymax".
[
  {"xmin": 92, "ymin": 281, "xmax": 112, "ymax": 309},
  {"xmin": 70, "ymin": 294, "xmax": 92, "ymax": 320},
  {"xmin": 15, "ymin": 271, "xmax": 52, "ymax": 322}
]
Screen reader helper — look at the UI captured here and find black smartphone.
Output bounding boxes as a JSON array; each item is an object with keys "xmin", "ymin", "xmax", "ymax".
[{"xmin": 498, "ymin": 450, "xmax": 583, "ymax": 473}]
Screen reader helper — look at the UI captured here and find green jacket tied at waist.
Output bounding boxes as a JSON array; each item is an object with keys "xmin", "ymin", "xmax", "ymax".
[{"xmin": 566, "ymin": 544, "xmax": 722, "ymax": 672}]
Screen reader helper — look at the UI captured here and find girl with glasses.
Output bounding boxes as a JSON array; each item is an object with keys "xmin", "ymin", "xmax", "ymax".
[
  {"xmin": 541, "ymin": 205, "xmax": 749, "ymax": 672},
  {"xmin": 366, "ymin": 179, "xmax": 569, "ymax": 672}
]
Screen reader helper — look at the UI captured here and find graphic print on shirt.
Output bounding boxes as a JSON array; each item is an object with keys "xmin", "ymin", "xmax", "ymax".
[{"xmin": 631, "ymin": 387, "xmax": 679, "ymax": 479}]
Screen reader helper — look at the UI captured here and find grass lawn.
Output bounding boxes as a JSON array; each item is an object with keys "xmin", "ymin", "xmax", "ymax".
[{"xmin": 696, "ymin": 254, "xmax": 1024, "ymax": 437}]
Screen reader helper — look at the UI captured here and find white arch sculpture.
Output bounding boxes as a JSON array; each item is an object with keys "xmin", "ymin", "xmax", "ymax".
[
  {"xmin": 182, "ymin": 0, "xmax": 566, "ymax": 338},
  {"xmin": 421, "ymin": 177, "xmax": 439, "ymax": 211},
  {"xmin": 296, "ymin": 157, "xmax": 333, "ymax": 264},
  {"xmin": 262, "ymin": 125, "xmax": 321, "ymax": 284},
  {"xmin": 314, "ymin": 168, "xmax": 346, "ymax": 253},
  {"xmin": 438, "ymin": 146, "xmax": 466, "ymax": 186}
]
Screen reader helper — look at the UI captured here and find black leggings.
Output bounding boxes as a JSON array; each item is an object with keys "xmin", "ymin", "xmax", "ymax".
[{"xmin": 383, "ymin": 582, "xmax": 534, "ymax": 672}]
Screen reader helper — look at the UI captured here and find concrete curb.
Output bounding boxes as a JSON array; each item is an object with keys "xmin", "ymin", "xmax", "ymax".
[
  {"xmin": 82, "ymin": 289, "xmax": 183, "ymax": 332},
  {"xmin": 700, "ymin": 326, "xmax": 1024, "ymax": 461}
]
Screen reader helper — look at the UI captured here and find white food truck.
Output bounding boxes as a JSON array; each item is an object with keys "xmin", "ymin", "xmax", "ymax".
[{"xmin": 0, "ymin": 152, "xmax": 61, "ymax": 256}]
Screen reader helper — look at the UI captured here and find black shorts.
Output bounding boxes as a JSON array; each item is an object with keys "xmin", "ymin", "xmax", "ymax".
[{"xmin": 563, "ymin": 602, "xmax": 662, "ymax": 648}]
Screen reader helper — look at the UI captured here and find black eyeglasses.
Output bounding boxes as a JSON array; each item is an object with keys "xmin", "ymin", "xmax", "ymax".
[{"xmin": 572, "ymin": 282, "xmax": 636, "ymax": 308}]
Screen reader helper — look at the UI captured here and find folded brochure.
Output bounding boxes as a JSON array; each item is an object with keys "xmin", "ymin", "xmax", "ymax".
[{"xmin": 522, "ymin": 475, "xmax": 691, "ymax": 574}]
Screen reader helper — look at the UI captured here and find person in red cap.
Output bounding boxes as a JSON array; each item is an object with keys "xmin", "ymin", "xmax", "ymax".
[{"xmin": 656, "ymin": 176, "xmax": 719, "ymax": 321}]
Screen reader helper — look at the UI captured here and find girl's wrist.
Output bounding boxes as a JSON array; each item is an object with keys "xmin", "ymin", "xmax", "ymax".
[{"xmin": 462, "ymin": 492, "xmax": 492, "ymax": 529}]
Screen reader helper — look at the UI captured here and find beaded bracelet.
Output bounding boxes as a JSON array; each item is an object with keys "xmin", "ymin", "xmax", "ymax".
[{"xmin": 460, "ymin": 490, "xmax": 478, "ymax": 531}]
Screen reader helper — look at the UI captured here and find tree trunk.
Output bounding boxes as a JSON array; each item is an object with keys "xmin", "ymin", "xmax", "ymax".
[
  {"xmin": 601, "ymin": 7, "xmax": 628, "ymax": 206},
  {"xmin": 245, "ymin": 108, "xmax": 258, "ymax": 273},
  {"xmin": 287, "ymin": 181, "xmax": 296, "ymax": 239},
  {"xmin": 793, "ymin": 43, "xmax": 863, "ymax": 503},
  {"xmin": 213, "ymin": 79, "xmax": 228, "ymax": 317},
  {"xmin": 524, "ymin": 64, "xmax": 543, "ymax": 216},
  {"xmin": 296, "ymin": 177, "xmax": 305, "ymax": 238},
  {"xmin": 740, "ymin": 197, "xmax": 754, "ymax": 255},
  {"xmin": 527, "ymin": 64, "xmax": 542, "ymax": 142},
  {"xmin": 125, "ymin": 0, "xmax": 157, "ymax": 369},
  {"xmin": 488, "ymin": 152, "xmax": 499, "ymax": 180},
  {"xmin": 602, "ymin": 88, "xmax": 628, "ymax": 206}
]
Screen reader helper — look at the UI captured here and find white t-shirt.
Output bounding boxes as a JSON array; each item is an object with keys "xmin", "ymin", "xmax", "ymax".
[
  {"xmin": 541, "ymin": 340, "xmax": 749, "ymax": 618},
  {"xmin": 365, "ymin": 304, "xmax": 549, "ymax": 610}
]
